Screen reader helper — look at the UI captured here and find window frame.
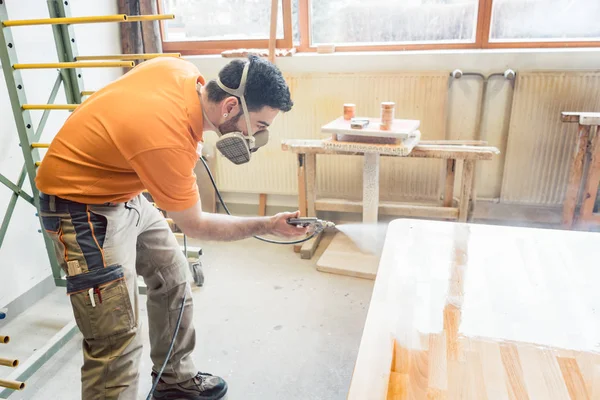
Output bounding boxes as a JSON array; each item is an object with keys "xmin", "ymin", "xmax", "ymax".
[{"xmin": 158, "ymin": 0, "xmax": 600, "ymax": 55}]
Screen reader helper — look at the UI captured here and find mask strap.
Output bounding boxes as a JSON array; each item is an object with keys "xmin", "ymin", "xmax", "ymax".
[{"xmin": 216, "ymin": 62, "xmax": 254, "ymax": 137}]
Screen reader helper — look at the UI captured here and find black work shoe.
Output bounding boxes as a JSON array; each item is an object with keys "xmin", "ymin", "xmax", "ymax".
[{"xmin": 152, "ymin": 371, "xmax": 228, "ymax": 400}]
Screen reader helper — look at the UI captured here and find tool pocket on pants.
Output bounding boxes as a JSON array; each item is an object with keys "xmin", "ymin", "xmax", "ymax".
[{"xmin": 68, "ymin": 265, "xmax": 135, "ymax": 340}]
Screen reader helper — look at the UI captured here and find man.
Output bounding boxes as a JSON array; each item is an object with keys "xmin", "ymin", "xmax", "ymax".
[{"xmin": 35, "ymin": 54, "xmax": 307, "ymax": 400}]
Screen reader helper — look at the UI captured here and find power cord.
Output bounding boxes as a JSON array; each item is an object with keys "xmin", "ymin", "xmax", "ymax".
[
  {"xmin": 146, "ymin": 157, "xmax": 317, "ymax": 399},
  {"xmin": 146, "ymin": 289, "xmax": 187, "ymax": 400},
  {"xmin": 199, "ymin": 156, "xmax": 319, "ymax": 245}
]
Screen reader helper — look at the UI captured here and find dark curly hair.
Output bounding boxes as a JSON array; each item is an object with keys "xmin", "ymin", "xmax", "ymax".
[{"xmin": 205, "ymin": 54, "xmax": 293, "ymax": 112}]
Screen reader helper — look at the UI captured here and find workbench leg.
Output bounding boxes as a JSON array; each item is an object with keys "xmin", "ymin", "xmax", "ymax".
[
  {"xmin": 578, "ymin": 130, "xmax": 600, "ymax": 226},
  {"xmin": 298, "ymin": 154, "xmax": 321, "ymax": 258},
  {"xmin": 294, "ymin": 154, "xmax": 308, "ymax": 253},
  {"xmin": 458, "ymin": 160, "xmax": 474, "ymax": 222},
  {"xmin": 363, "ymin": 152, "xmax": 380, "ymax": 224},
  {"xmin": 306, "ymin": 154, "xmax": 317, "ymax": 217},
  {"xmin": 443, "ymin": 159, "xmax": 456, "ymax": 207},
  {"xmin": 563, "ymin": 125, "xmax": 591, "ymax": 229}
]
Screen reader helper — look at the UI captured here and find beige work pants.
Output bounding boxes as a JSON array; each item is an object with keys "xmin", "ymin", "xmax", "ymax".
[{"xmin": 39, "ymin": 193, "xmax": 196, "ymax": 399}]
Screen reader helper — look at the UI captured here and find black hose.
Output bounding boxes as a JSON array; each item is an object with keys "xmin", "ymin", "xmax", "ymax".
[{"xmin": 199, "ymin": 156, "xmax": 317, "ymax": 245}]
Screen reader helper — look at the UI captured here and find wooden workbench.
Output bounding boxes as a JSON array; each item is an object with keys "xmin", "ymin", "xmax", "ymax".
[
  {"xmin": 281, "ymin": 139, "xmax": 499, "ymax": 262},
  {"xmin": 347, "ymin": 219, "xmax": 600, "ymax": 399}
]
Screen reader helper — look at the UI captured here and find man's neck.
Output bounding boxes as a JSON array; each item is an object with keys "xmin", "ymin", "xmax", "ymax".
[{"xmin": 198, "ymin": 86, "xmax": 220, "ymax": 133}]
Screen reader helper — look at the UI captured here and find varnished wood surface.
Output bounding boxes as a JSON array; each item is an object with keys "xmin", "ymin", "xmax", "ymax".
[{"xmin": 347, "ymin": 219, "xmax": 600, "ymax": 400}]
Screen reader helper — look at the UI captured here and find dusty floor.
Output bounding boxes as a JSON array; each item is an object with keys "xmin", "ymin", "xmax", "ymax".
[{"xmin": 1, "ymin": 234, "xmax": 374, "ymax": 400}]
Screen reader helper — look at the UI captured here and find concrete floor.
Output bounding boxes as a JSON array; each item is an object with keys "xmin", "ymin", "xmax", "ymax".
[{"xmin": 1, "ymin": 234, "xmax": 374, "ymax": 400}]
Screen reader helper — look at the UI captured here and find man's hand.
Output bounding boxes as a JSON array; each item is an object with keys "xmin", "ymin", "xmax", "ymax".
[{"xmin": 269, "ymin": 210, "xmax": 310, "ymax": 238}]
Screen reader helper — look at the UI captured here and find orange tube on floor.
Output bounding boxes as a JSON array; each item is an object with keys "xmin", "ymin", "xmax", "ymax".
[
  {"xmin": 0, "ymin": 358, "xmax": 18, "ymax": 367},
  {"xmin": 0, "ymin": 335, "xmax": 9, "ymax": 344},
  {"xmin": 0, "ymin": 379, "xmax": 25, "ymax": 390}
]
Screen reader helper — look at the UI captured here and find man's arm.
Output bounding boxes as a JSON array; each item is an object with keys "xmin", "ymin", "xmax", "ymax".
[{"xmin": 168, "ymin": 200, "xmax": 308, "ymax": 241}]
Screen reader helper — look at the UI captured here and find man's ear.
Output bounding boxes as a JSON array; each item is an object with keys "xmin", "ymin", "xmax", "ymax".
[{"xmin": 222, "ymin": 96, "xmax": 239, "ymax": 115}]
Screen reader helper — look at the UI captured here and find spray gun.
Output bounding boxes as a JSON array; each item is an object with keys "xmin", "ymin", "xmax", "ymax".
[{"xmin": 287, "ymin": 217, "xmax": 336, "ymax": 233}]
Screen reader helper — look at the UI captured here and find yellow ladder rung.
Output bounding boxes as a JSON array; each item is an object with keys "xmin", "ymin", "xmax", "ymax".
[
  {"xmin": 76, "ymin": 53, "xmax": 181, "ymax": 61},
  {"xmin": 13, "ymin": 61, "xmax": 134, "ymax": 70},
  {"xmin": 2, "ymin": 14, "xmax": 127, "ymax": 27},
  {"xmin": 35, "ymin": 161, "xmax": 41, "ymax": 167},
  {"xmin": 81, "ymin": 91, "xmax": 96, "ymax": 96},
  {"xmin": 127, "ymin": 14, "xmax": 175, "ymax": 22},
  {"xmin": 23, "ymin": 104, "xmax": 78, "ymax": 110},
  {"xmin": 31, "ymin": 143, "xmax": 50, "ymax": 148}
]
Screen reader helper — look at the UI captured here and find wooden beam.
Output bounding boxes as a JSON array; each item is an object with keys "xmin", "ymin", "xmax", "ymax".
[
  {"xmin": 315, "ymin": 199, "xmax": 459, "ymax": 220},
  {"xmin": 444, "ymin": 159, "xmax": 456, "ymax": 207},
  {"xmin": 268, "ymin": 0, "xmax": 278, "ymax": 63},
  {"xmin": 117, "ymin": 0, "xmax": 143, "ymax": 72},
  {"xmin": 297, "ymin": 154, "xmax": 308, "ymax": 216},
  {"xmin": 282, "ymin": 0, "xmax": 293, "ymax": 48},
  {"xmin": 298, "ymin": 0, "xmax": 310, "ymax": 51},
  {"xmin": 306, "ymin": 154, "xmax": 317, "ymax": 216},
  {"xmin": 561, "ymin": 112, "xmax": 600, "ymax": 126},
  {"xmin": 281, "ymin": 139, "xmax": 499, "ymax": 160},
  {"xmin": 562, "ymin": 125, "xmax": 591, "ymax": 228},
  {"xmin": 258, "ymin": 193, "xmax": 267, "ymax": 216},
  {"xmin": 578, "ymin": 132, "xmax": 600, "ymax": 223},
  {"xmin": 139, "ymin": 0, "xmax": 162, "ymax": 53},
  {"xmin": 300, "ymin": 231, "xmax": 323, "ymax": 259},
  {"xmin": 458, "ymin": 160, "xmax": 475, "ymax": 222}
]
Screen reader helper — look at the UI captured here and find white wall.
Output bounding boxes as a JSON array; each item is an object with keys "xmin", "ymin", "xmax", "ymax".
[
  {"xmin": 186, "ymin": 48, "xmax": 600, "ymax": 208},
  {"xmin": 0, "ymin": 0, "xmax": 121, "ymax": 306}
]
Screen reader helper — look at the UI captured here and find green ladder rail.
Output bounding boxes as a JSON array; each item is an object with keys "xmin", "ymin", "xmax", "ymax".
[{"xmin": 0, "ymin": 2, "xmax": 176, "ymax": 397}]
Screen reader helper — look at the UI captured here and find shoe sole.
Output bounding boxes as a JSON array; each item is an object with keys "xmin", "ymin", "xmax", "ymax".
[{"xmin": 152, "ymin": 382, "xmax": 228, "ymax": 400}]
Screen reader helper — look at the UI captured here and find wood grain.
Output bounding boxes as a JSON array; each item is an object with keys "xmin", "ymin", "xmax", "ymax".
[
  {"xmin": 281, "ymin": 139, "xmax": 499, "ymax": 160},
  {"xmin": 268, "ymin": 0, "xmax": 278, "ymax": 63},
  {"xmin": 346, "ymin": 220, "xmax": 600, "ymax": 400},
  {"xmin": 444, "ymin": 159, "xmax": 456, "ymax": 208},
  {"xmin": 458, "ymin": 160, "xmax": 474, "ymax": 222},
  {"xmin": 562, "ymin": 125, "xmax": 591, "ymax": 228},
  {"xmin": 578, "ymin": 131, "xmax": 600, "ymax": 223}
]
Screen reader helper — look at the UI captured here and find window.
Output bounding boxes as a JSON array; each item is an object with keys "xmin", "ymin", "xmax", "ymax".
[
  {"xmin": 311, "ymin": 0, "xmax": 480, "ymax": 46},
  {"xmin": 489, "ymin": 0, "xmax": 600, "ymax": 43},
  {"xmin": 158, "ymin": 0, "xmax": 600, "ymax": 54}
]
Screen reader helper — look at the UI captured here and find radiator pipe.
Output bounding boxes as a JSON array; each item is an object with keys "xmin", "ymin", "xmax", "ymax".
[{"xmin": 449, "ymin": 69, "xmax": 517, "ymax": 204}]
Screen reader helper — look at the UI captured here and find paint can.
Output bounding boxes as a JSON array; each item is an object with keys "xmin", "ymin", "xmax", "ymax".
[
  {"xmin": 380, "ymin": 102, "xmax": 395, "ymax": 130},
  {"xmin": 343, "ymin": 103, "xmax": 356, "ymax": 120}
]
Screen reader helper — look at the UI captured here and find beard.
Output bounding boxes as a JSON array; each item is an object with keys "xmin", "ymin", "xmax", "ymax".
[{"xmin": 218, "ymin": 110, "xmax": 244, "ymax": 134}]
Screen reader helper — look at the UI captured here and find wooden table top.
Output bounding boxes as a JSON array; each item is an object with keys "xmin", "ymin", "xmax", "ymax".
[
  {"xmin": 281, "ymin": 139, "xmax": 499, "ymax": 160},
  {"xmin": 347, "ymin": 219, "xmax": 600, "ymax": 400}
]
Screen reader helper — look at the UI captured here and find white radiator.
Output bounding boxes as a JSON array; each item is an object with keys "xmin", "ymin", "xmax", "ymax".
[
  {"xmin": 501, "ymin": 71, "xmax": 600, "ymax": 205},
  {"xmin": 211, "ymin": 72, "xmax": 449, "ymax": 201}
]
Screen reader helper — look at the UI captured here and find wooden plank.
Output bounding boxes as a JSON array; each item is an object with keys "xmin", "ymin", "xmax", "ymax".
[
  {"xmin": 258, "ymin": 193, "xmax": 267, "ymax": 216},
  {"xmin": 281, "ymin": 0, "xmax": 293, "ymax": 48},
  {"xmin": 268, "ymin": 0, "xmax": 278, "ymax": 63},
  {"xmin": 499, "ymin": 343, "xmax": 530, "ymax": 400},
  {"xmin": 562, "ymin": 125, "xmax": 591, "ymax": 228},
  {"xmin": 578, "ymin": 132, "xmax": 600, "ymax": 223},
  {"xmin": 562, "ymin": 112, "xmax": 600, "ymax": 125},
  {"xmin": 139, "ymin": 0, "xmax": 162, "ymax": 53},
  {"xmin": 316, "ymin": 232, "xmax": 379, "ymax": 280},
  {"xmin": 281, "ymin": 139, "xmax": 499, "ymax": 160},
  {"xmin": 117, "ymin": 0, "xmax": 143, "ymax": 72},
  {"xmin": 458, "ymin": 160, "xmax": 475, "ymax": 222},
  {"xmin": 305, "ymin": 153, "xmax": 316, "ymax": 216},
  {"xmin": 300, "ymin": 231, "xmax": 323, "ymax": 260},
  {"xmin": 298, "ymin": 0, "xmax": 310, "ymax": 52},
  {"xmin": 443, "ymin": 159, "xmax": 456, "ymax": 207},
  {"xmin": 315, "ymin": 199, "xmax": 459, "ymax": 219}
]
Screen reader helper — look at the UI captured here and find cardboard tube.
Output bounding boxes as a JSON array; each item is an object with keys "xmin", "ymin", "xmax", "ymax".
[
  {"xmin": 23, "ymin": 104, "xmax": 77, "ymax": 110},
  {"xmin": 0, "ymin": 335, "xmax": 9, "ymax": 344},
  {"xmin": 0, "ymin": 358, "xmax": 18, "ymax": 367},
  {"xmin": 13, "ymin": 61, "xmax": 134, "ymax": 69},
  {"xmin": 0, "ymin": 379, "xmax": 25, "ymax": 390},
  {"xmin": 2, "ymin": 14, "xmax": 126, "ymax": 27}
]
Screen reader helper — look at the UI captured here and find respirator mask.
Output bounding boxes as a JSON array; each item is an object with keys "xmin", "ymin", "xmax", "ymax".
[{"xmin": 211, "ymin": 62, "xmax": 269, "ymax": 165}]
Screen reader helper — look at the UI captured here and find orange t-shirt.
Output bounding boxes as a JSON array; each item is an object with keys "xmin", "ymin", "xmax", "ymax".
[{"xmin": 35, "ymin": 57, "xmax": 205, "ymax": 211}]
